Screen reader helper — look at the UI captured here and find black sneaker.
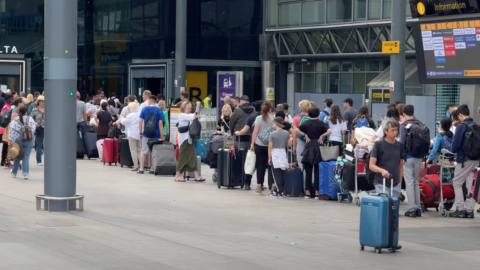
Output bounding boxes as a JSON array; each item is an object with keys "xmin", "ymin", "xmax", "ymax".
[
  {"xmin": 449, "ymin": 210, "xmax": 466, "ymax": 218},
  {"xmin": 476, "ymin": 208, "xmax": 480, "ymax": 214},
  {"xmin": 244, "ymin": 186, "xmax": 251, "ymax": 191},
  {"xmin": 267, "ymin": 191, "xmax": 278, "ymax": 198},
  {"xmin": 466, "ymin": 211, "xmax": 475, "ymax": 219},
  {"xmin": 405, "ymin": 209, "xmax": 417, "ymax": 218},
  {"xmin": 416, "ymin": 208, "xmax": 422, "ymax": 217}
]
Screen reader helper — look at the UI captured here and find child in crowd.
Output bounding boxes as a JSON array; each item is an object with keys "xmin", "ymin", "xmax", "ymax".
[{"xmin": 267, "ymin": 117, "xmax": 291, "ymax": 198}]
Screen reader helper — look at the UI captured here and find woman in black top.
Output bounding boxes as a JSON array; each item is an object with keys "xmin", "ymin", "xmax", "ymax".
[
  {"xmin": 94, "ymin": 102, "xmax": 112, "ymax": 140},
  {"xmin": 298, "ymin": 107, "xmax": 331, "ymax": 199},
  {"xmin": 216, "ymin": 105, "xmax": 232, "ymax": 134}
]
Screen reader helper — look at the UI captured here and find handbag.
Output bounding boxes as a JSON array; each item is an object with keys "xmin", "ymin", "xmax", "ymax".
[
  {"xmin": 244, "ymin": 150, "xmax": 256, "ymax": 175},
  {"xmin": 319, "ymin": 142, "xmax": 339, "ymax": 162}
]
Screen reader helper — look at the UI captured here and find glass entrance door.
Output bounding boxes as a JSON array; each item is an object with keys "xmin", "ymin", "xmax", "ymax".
[{"xmin": 133, "ymin": 78, "xmax": 165, "ymax": 97}]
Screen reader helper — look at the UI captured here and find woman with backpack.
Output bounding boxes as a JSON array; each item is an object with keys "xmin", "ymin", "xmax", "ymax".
[
  {"xmin": 327, "ymin": 104, "xmax": 347, "ymax": 156},
  {"xmin": 426, "ymin": 117, "xmax": 453, "ymax": 164},
  {"xmin": 292, "ymin": 100, "xmax": 311, "ymax": 170},
  {"xmin": 8, "ymin": 106, "xmax": 36, "ymax": 179},
  {"xmin": 350, "ymin": 106, "xmax": 376, "ymax": 145},
  {"xmin": 25, "ymin": 94, "xmax": 36, "ymax": 115},
  {"xmin": 174, "ymin": 101, "xmax": 204, "ymax": 182},
  {"xmin": 250, "ymin": 101, "xmax": 274, "ymax": 195},
  {"xmin": 298, "ymin": 107, "xmax": 331, "ymax": 199}
]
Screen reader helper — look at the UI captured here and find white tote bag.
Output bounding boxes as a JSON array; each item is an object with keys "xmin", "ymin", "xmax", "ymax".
[
  {"xmin": 96, "ymin": 139, "xmax": 104, "ymax": 162},
  {"xmin": 244, "ymin": 150, "xmax": 256, "ymax": 175}
]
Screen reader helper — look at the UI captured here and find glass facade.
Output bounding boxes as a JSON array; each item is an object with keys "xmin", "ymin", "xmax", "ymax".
[
  {"xmin": 0, "ymin": 0, "xmax": 262, "ymax": 98},
  {"xmin": 292, "ymin": 60, "xmax": 390, "ymax": 94},
  {"xmin": 267, "ymin": 0, "xmax": 412, "ymax": 28}
]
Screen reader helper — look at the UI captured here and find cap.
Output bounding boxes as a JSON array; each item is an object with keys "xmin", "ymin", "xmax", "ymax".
[
  {"xmin": 323, "ymin": 97, "xmax": 333, "ymax": 105},
  {"xmin": 273, "ymin": 116, "xmax": 285, "ymax": 128},
  {"xmin": 35, "ymin": 95, "xmax": 44, "ymax": 104},
  {"xmin": 240, "ymin": 95, "xmax": 249, "ymax": 101},
  {"xmin": 343, "ymin": 97, "xmax": 353, "ymax": 105}
]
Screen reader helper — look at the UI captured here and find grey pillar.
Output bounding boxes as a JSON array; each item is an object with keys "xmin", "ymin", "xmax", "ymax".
[
  {"xmin": 262, "ymin": 61, "xmax": 275, "ymax": 104},
  {"xmin": 389, "ymin": 0, "xmax": 406, "ymax": 103},
  {"xmin": 174, "ymin": 0, "xmax": 187, "ymax": 96},
  {"xmin": 43, "ymin": 0, "xmax": 77, "ymax": 211},
  {"xmin": 459, "ymin": 85, "xmax": 480, "ymax": 124}
]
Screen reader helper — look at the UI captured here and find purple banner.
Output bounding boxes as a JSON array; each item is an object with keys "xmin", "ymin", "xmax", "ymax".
[{"xmin": 218, "ymin": 74, "xmax": 236, "ymax": 116}]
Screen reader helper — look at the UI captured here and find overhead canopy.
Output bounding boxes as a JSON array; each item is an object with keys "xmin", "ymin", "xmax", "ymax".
[{"xmin": 367, "ymin": 60, "xmax": 417, "ymax": 88}]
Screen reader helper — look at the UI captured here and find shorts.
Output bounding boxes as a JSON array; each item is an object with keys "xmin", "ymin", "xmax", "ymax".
[
  {"xmin": 141, "ymin": 137, "xmax": 152, "ymax": 155},
  {"xmin": 375, "ymin": 183, "xmax": 401, "ymax": 198}
]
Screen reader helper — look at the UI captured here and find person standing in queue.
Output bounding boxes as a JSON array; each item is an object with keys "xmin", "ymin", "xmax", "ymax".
[
  {"xmin": 138, "ymin": 95, "xmax": 164, "ymax": 175},
  {"xmin": 8, "ymin": 106, "xmax": 36, "ymax": 179},
  {"xmin": 30, "ymin": 95, "xmax": 45, "ymax": 166}
]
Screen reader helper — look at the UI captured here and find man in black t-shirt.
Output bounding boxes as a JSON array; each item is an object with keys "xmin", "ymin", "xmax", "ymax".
[{"xmin": 369, "ymin": 118, "xmax": 404, "ymax": 199}]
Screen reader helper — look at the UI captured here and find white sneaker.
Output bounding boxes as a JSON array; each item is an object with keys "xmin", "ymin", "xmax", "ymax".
[
  {"xmin": 11, "ymin": 172, "xmax": 16, "ymax": 178},
  {"xmin": 37, "ymin": 163, "xmax": 43, "ymax": 166},
  {"xmin": 24, "ymin": 175, "xmax": 29, "ymax": 180}
]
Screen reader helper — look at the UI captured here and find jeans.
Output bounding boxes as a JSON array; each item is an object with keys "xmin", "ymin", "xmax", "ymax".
[
  {"xmin": 76, "ymin": 122, "xmax": 85, "ymax": 134},
  {"xmin": 12, "ymin": 138, "xmax": 34, "ymax": 176},
  {"xmin": 255, "ymin": 144, "xmax": 272, "ymax": 187},
  {"xmin": 35, "ymin": 132, "xmax": 44, "ymax": 164},
  {"xmin": 453, "ymin": 159, "xmax": 477, "ymax": 212},
  {"xmin": 404, "ymin": 158, "xmax": 422, "ymax": 210}
]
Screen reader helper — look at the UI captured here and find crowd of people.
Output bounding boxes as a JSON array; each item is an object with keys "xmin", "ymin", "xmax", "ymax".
[{"xmin": 1, "ymin": 88, "xmax": 479, "ymax": 219}]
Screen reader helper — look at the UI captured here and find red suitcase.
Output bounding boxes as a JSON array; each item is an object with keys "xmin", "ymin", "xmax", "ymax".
[{"xmin": 103, "ymin": 138, "xmax": 118, "ymax": 166}]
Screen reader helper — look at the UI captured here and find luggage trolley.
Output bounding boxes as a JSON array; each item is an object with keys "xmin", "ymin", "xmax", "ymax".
[{"xmin": 439, "ymin": 149, "xmax": 456, "ymax": 217}]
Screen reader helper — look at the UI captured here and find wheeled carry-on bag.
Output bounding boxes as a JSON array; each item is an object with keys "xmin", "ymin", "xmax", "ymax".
[
  {"xmin": 217, "ymin": 137, "xmax": 244, "ymax": 189},
  {"xmin": 284, "ymin": 148, "xmax": 303, "ymax": 197},
  {"xmin": 77, "ymin": 132, "xmax": 86, "ymax": 159},
  {"xmin": 119, "ymin": 138, "xmax": 134, "ymax": 167},
  {"xmin": 152, "ymin": 142, "xmax": 176, "ymax": 176},
  {"xmin": 185, "ymin": 156, "xmax": 202, "ymax": 180},
  {"xmin": 103, "ymin": 138, "xmax": 118, "ymax": 165},
  {"xmin": 83, "ymin": 131, "xmax": 98, "ymax": 159},
  {"xmin": 360, "ymin": 178, "xmax": 399, "ymax": 254}
]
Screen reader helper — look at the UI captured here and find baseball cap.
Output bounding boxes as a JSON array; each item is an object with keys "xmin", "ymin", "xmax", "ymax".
[
  {"xmin": 343, "ymin": 97, "xmax": 353, "ymax": 105},
  {"xmin": 273, "ymin": 116, "xmax": 285, "ymax": 128},
  {"xmin": 240, "ymin": 95, "xmax": 249, "ymax": 101}
]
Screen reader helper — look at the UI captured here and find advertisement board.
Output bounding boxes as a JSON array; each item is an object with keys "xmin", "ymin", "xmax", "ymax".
[
  {"xmin": 186, "ymin": 71, "xmax": 208, "ymax": 104},
  {"xmin": 216, "ymin": 72, "xmax": 243, "ymax": 116}
]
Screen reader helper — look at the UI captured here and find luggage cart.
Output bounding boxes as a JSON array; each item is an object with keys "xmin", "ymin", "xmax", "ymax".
[{"xmin": 439, "ymin": 149, "xmax": 456, "ymax": 217}]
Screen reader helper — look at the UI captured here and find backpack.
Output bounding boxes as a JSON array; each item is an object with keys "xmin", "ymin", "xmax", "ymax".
[
  {"xmin": 321, "ymin": 110, "xmax": 330, "ymax": 123},
  {"xmin": 298, "ymin": 114, "xmax": 311, "ymax": 142},
  {"xmin": 26, "ymin": 102, "xmax": 36, "ymax": 115},
  {"xmin": 463, "ymin": 123, "xmax": 480, "ymax": 160},
  {"xmin": 189, "ymin": 118, "xmax": 202, "ymax": 140},
  {"xmin": 355, "ymin": 116, "xmax": 370, "ymax": 128},
  {"xmin": 441, "ymin": 135, "xmax": 454, "ymax": 152},
  {"xmin": 0, "ymin": 108, "xmax": 12, "ymax": 128},
  {"xmin": 366, "ymin": 141, "xmax": 383, "ymax": 184},
  {"xmin": 258, "ymin": 125, "xmax": 274, "ymax": 145},
  {"xmin": 143, "ymin": 107, "xmax": 161, "ymax": 138},
  {"xmin": 404, "ymin": 122, "xmax": 430, "ymax": 157},
  {"xmin": 16, "ymin": 117, "xmax": 33, "ymax": 141}
]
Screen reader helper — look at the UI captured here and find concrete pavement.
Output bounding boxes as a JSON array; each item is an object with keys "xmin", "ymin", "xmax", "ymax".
[{"xmin": 0, "ymin": 152, "xmax": 479, "ymax": 269}]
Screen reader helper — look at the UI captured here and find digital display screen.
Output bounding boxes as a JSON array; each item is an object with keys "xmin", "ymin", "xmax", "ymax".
[{"xmin": 415, "ymin": 19, "xmax": 480, "ymax": 84}]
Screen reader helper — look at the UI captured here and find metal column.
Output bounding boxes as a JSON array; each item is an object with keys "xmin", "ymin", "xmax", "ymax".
[
  {"xmin": 389, "ymin": 0, "xmax": 406, "ymax": 103},
  {"xmin": 43, "ymin": 0, "xmax": 77, "ymax": 211},
  {"xmin": 174, "ymin": 0, "xmax": 187, "ymax": 96},
  {"xmin": 262, "ymin": 61, "xmax": 275, "ymax": 103}
]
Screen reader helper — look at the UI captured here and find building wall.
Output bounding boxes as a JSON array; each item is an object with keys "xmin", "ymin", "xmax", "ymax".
[{"xmin": 0, "ymin": 0, "xmax": 262, "ymax": 98}]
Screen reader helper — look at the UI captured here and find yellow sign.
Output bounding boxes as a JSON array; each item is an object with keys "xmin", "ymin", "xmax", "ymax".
[
  {"xmin": 266, "ymin": 87, "xmax": 274, "ymax": 100},
  {"xmin": 384, "ymin": 93, "xmax": 390, "ymax": 99},
  {"xmin": 186, "ymin": 71, "xmax": 208, "ymax": 104},
  {"xmin": 463, "ymin": 70, "xmax": 480, "ymax": 77},
  {"xmin": 170, "ymin": 107, "xmax": 181, "ymax": 114},
  {"xmin": 373, "ymin": 93, "xmax": 382, "ymax": 98},
  {"xmin": 417, "ymin": 2, "xmax": 425, "ymax": 16},
  {"xmin": 382, "ymin": 41, "xmax": 400, "ymax": 54}
]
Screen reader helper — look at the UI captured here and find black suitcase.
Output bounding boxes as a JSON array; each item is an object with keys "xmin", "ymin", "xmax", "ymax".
[
  {"xmin": 76, "ymin": 132, "xmax": 85, "ymax": 159},
  {"xmin": 342, "ymin": 161, "xmax": 375, "ymax": 192},
  {"xmin": 230, "ymin": 148, "xmax": 246, "ymax": 187},
  {"xmin": 217, "ymin": 147, "xmax": 244, "ymax": 188},
  {"xmin": 83, "ymin": 132, "xmax": 98, "ymax": 159},
  {"xmin": 119, "ymin": 138, "xmax": 134, "ymax": 167}
]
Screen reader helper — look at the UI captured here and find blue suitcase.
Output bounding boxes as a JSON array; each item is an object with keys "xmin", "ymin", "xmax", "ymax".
[
  {"xmin": 318, "ymin": 161, "xmax": 340, "ymax": 200},
  {"xmin": 196, "ymin": 139, "xmax": 209, "ymax": 162},
  {"xmin": 284, "ymin": 167, "xmax": 303, "ymax": 197},
  {"xmin": 360, "ymin": 179, "xmax": 400, "ymax": 254}
]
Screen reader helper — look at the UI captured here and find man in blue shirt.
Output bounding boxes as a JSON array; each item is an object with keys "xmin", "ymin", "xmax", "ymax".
[
  {"xmin": 449, "ymin": 104, "xmax": 478, "ymax": 218},
  {"xmin": 138, "ymin": 95, "xmax": 164, "ymax": 174},
  {"xmin": 319, "ymin": 97, "xmax": 332, "ymax": 123}
]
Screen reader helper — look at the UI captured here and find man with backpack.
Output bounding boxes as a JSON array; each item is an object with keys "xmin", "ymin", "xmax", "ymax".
[
  {"xmin": 450, "ymin": 104, "xmax": 478, "ymax": 218},
  {"xmin": 318, "ymin": 97, "xmax": 332, "ymax": 123},
  {"xmin": 399, "ymin": 105, "xmax": 430, "ymax": 218},
  {"xmin": 138, "ymin": 95, "xmax": 164, "ymax": 174}
]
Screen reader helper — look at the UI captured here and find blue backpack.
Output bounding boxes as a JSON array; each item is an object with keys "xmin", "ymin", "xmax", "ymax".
[
  {"xmin": 355, "ymin": 116, "xmax": 370, "ymax": 129},
  {"xmin": 298, "ymin": 114, "xmax": 311, "ymax": 142},
  {"xmin": 441, "ymin": 135, "xmax": 453, "ymax": 151}
]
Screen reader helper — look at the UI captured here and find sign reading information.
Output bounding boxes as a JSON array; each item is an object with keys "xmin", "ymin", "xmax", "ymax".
[{"xmin": 410, "ymin": 0, "xmax": 480, "ymax": 18}]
